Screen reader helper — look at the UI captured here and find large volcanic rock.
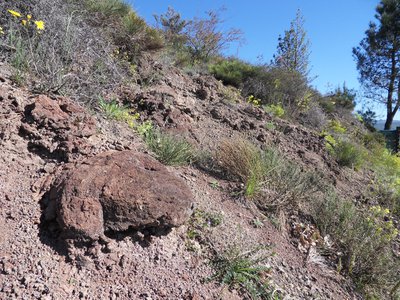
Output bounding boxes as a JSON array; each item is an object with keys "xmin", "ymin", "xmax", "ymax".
[
  {"xmin": 20, "ymin": 95, "xmax": 97, "ymax": 161},
  {"xmin": 44, "ymin": 150, "xmax": 194, "ymax": 241}
]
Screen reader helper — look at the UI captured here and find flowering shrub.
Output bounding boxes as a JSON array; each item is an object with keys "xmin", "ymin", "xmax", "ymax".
[
  {"xmin": 263, "ymin": 103, "xmax": 285, "ymax": 118},
  {"xmin": 7, "ymin": 9, "xmax": 45, "ymax": 31},
  {"xmin": 320, "ymin": 132, "xmax": 336, "ymax": 153},
  {"xmin": 367, "ymin": 205, "xmax": 398, "ymax": 243},
  {"xmin": 328, "ymin": 119, "xmax": 346, "ymax": 134},
  {"xmin": 99, "ymin": 99, "xmax": 139, "ymax": 129},
  {"xmin": 1, "ymin": 8, "xmax": 46, "ymax": 84},
  {"xmin": 246, "ymin": 95, "xmax": 261, "ymax": 107}
]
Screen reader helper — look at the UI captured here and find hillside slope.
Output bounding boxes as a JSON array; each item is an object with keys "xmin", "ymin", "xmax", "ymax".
[
  {"xmin": 0, "ymin": 60, "xmax": 364, "ymax": 299},
  {"xmin": 0, "ymin": 1, "xmax": 398, "ymax": 299}
]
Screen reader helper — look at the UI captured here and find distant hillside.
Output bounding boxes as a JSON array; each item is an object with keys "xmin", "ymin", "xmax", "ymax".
[{"xmin": 375, "ymin": 119, "xmax": 400, "ymax": 130}]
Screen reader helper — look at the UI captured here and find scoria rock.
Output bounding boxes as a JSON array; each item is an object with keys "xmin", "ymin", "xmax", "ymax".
[{"xmin": 44, "ymin": 150, "xmax": 194, "ymax": 241}]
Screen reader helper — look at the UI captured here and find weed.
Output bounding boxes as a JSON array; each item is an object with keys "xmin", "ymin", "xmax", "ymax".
[
  {"xmin": 328, "ymin": 119, "xmax": 347, "ymax": 134},
  {"xmin": 251, "ymin": 218, "xmax": 264, "ymax": 228},
  {"xmin": 265, "ymin": 121, "xmax": 276, "ymax": 131},
  {"xmin": 333, "ymin": 139, "xmax": 365, "ymax": 169},
  {"xmin": 256, "ymin": 148, "xmax": 324, "ymax": 209},
  {"xmin": 219, "ymin": 84, "xmax": 242, "ymax": 103},
  {"xmin": 217, "ymin": 139, "xmax": 323, "ymax": 208},
  {"xmin": 208, "ymin": 245, "xmax": 278, "ymax": 299},
  {"xmin": 99, "ymin": 98, "xmax": 139, "ymax": 128},
  {"xmin": 143, "ymin": 128, "xmax": 194, "ymax": 166},
  {"xmin": 263, "ymin": 103, "xmax": 285, "ymax": 118},
  {"xmin": 247, "ymin": 95, "xmax": 261, "ymax": 107},
  {"xmin": 217, "ymin": 139, "xmax": 261, "ymax": 184},
  {"xmin": 135, "ymin": 120, "xmax": 153, "ymax": 137},
  {"xmin": 186, "ymin": 209, "xmax": 223, "ymax": 249},
  {"xmin": 84, "ymin": 0, "xmax": 130, "ymax": 17},
  {"xmin": 209, "ymin": 180, "xmax": 220, "ymax": 190},
  {"xmin": 245, "ymin": 173, "xmax": 260, "ymax": 197}
]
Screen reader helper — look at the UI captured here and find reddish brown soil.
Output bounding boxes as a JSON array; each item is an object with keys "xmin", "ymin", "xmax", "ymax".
[{"xmin": 0, "ymin": 61, "xmax": 365, "ymax": 299}]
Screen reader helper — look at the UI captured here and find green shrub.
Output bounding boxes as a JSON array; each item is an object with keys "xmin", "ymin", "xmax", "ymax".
[
  {"xmin": 143, "ymin": 128, "xmax": 194, "ymax": 166},
  {"xmin": 84, "ymin": 0, "xmax": 130, "ymax": 17},
  {"xmin": 312, "ymin": 192, "xmax": 399, "ymax": 296},
  {"xmin": 312, "ymin": 189, "xmax": 356, "ymax": 238},
  {"xmin": 321, "ymin": 132, "xmax": 337, "ymax": 153},
  {"xmin": 217, "ymin": 140, "xmax": 323, "ymax": 207},
  {"xmin": 323, "ymin": 84, "xmax": 356, "ymax": 112},
  {"xmin": 135, "ymin": 120, "xmax": 153, "ymax": 137},
  {"xmin": 263, "ymin": 103, "xmax": 285, "ymax": 118},
  {"xmin": 208, "ymin": 246, "xmax": 278, "ymax": 299},
  {"xmin": 122, "ymin": 10, "xmax": 147, "ymax": 33},
  {"xmin": 99, "ymin": 98, "xmax": 139, "ymax": 128},
  {"xmin": 84, "ymin": 0, "xmax": 163, "ymax": 58},
  {"xmin": 367, "ymin": 146, "xmax": 400, "ymax": 214},
  {"xmin": 328, "ymin": 120, "xmax": 347, "ymax": 134},
  {"xmin": 242, "ymin": 66, "xmax": 310, "ymax": 118},
  {"xmin": 209, "ymin": 58, "xmax": 257, "ymax": 88},
  {"xmin": 219, "ymin": 84, "xmax": 242, "ymax": 103},
  {"xmin": 257, "ymin": 148, "xmax": 323, "ymax": 209},
  {"xmin": 122, "ymin": 11, "xmax": 164, "ymax": 50},
  {"xmin": 247, "ymin": 95, "xmax": 261, "ymax": 107},
  {"xmin": 265, "ymin": 121, "xmax": 276, "ymax": 131},
  {"xmin": 333, "ymin": 140, "xmax": 365, "ymax": 169},
  {"xmin": 361, "ymin": 131, "xmax": 386, "ymax": 149}
]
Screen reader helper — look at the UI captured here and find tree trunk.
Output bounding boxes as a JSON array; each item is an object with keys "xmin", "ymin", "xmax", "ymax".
[
  {"xmin": 384, "ymin": 111, "xmax": 395, "ymax": 130},
  {"xmin": 384, "ymin": 47, "xmax": 397, "ymax": 130}
]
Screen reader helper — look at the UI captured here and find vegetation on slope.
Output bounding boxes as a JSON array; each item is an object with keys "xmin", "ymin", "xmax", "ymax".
[{"xmin": 0, "ymin": 0, "xmax": 398, "ymax": 299}]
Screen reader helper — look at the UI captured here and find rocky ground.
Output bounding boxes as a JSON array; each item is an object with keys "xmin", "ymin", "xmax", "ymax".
[{"xmin": 0, "ymin": 60, "xmax": 365, "ymax": 299}]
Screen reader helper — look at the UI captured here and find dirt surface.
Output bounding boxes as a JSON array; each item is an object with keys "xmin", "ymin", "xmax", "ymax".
[{"xmin": 0, "ymin": 61, "xmax": 365, "ymax": 299}]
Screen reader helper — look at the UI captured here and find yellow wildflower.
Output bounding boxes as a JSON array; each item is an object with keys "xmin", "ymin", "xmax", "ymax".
[
  {"xmin": 0, "ymin": 27, "xmax": 4, "ymax": 35},
  {"xmin": 8, "ymin": 10, "xmax": 21, "ymax": 18},
  {"xmin": 34, "ymin": 20, "xmax": 45, "ymax": 31},
  {"xmin": 27, "ymin": 14, "xmax": 32, "ymax": 20},
  {"xmin": 22, "ymin": 20, "xmax": 27, "ymax": 26}
]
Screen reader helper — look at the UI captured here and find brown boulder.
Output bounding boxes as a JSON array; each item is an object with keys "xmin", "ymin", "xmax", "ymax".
[
  {"xmin": 20, "ymin": 95, "xmax": 97, "ymax": 161},
  {"xmin": 45, "ymin": 150, "xmax": 194, "ymax": 241}
]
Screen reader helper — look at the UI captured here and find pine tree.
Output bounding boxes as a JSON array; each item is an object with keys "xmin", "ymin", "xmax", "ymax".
[
  {"xmin": 353, "ymin": 0, "xmax": 400, "ymax": 130},
  {"xmin": 273, "ymin": 9, "xmax": 311, "ymax": 78},
  {"xmin": 154, "ymin": 7, "xmax": 188, "ymax": 48}
]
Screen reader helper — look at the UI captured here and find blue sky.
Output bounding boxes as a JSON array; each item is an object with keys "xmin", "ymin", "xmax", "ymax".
[{"xmin": 130, "ymin": 0, "xmax": 391, "ymax": 119}]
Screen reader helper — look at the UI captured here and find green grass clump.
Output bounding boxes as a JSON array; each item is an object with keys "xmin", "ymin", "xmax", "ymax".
[
  {"xmin": 99, "ymin": 98, "xmax": 138, "ymax": 128},
  {"xmin": 328, "ymin": 119, "xmax": 347, "ymax": 134},
  {"xmin": 216, "ymin": 139, "xmax": 264, "ymax": 197},
  {"xmin": 143, "ymin": 128, "xmax": 194, "ymax": 166},
  {"xmin": 84, "ymin": 0, "xmax": 130, "ymax": 17},
  {"xmin": 263, "ymin": 103, "xmax": 285, "ymax": 118},
  {"xmin": 217, "ymin": 139, "xmax": 322, "ymax": 208},
  {"xmin": 333, "ymin": 139, "xmax": 366, "ymax": 169},
  {"xmin": 209, "ymin": 246, "xmax": 279, "ymax": 299},
  {"xmin": 258, "ymin": 148, "xmax": 323, "ymax": 208}
]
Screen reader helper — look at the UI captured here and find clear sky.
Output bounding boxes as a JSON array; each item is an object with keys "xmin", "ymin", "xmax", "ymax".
[{"xmin": 129, "ymin": 0, "xmax": 392, "ymax": 119}]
